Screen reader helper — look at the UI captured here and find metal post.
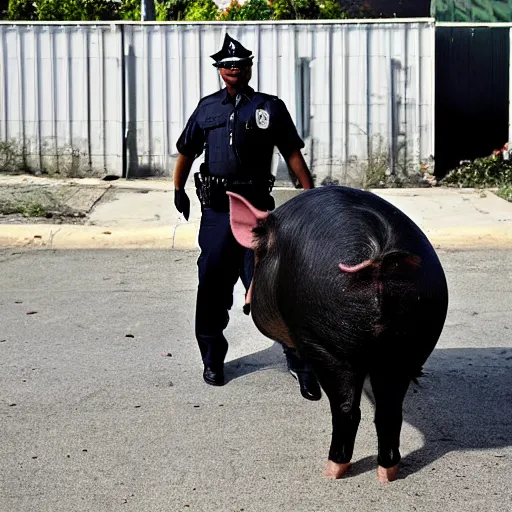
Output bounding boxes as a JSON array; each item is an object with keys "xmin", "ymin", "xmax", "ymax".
[
  {"xmin": 508, "ymin": 26, "xmax": 512, "ymax": 161},
  {"xmin": 141, "ymin": 0, "xmax": 156, "ymax": 22},
  {"xmin": 121, "ymin": 24, "xmax": 127, "ymax": 178}
]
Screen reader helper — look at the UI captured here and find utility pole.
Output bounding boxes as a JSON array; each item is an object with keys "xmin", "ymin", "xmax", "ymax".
[{"xmin": 141, "ymin": 0, "xmax": 156, "ymax": 21}]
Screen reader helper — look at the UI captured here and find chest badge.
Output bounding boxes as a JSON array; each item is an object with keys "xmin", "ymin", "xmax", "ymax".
[{"xmin": 255, "ymin": 109, "xmax": 270, "ymax": 130}]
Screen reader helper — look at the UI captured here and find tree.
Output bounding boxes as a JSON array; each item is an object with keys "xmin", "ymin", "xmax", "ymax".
[
  {"xmin": 35, "ymin": 0, "xmax": 119, "ymax": 21},
  {"xmin": 8, "ymin": 0, "xmax": 122, "ymax": 21},
  {"xmin": 239, "ymin": 0, "xmax": 273, "ymax": 20},
  {"xmin": 4, "ymin": 0, "xmax": 368, "ymax": 22},
  {"xmin": 118, "ymin": 0, "xmax": 141, "ymax": 20},
  {"xmin": 183, "ymin": 0, "xmax": 218, "ymax": 21},
  {"xmin": 7, "ymin": 0, "xmax": 37, "ymax": 20},
  {"xmin": 156, "ymin": 0, "xmax": 188, "ymax": 20},
  {"xmin": 271, "ymin": 0, "xmax": 320, "ymax": 20},
  {"xmin": 318, "ymin": 0, "xmax": 346, "ymax": 19},
  {"xmin": 217, "ymin": 0, "xmax": 242, "ymax": 20}
]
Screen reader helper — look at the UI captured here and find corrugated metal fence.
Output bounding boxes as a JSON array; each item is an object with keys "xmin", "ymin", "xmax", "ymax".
[{"xmin": 0, "ymin": 20, "xmax": 435, "ymax": 186}]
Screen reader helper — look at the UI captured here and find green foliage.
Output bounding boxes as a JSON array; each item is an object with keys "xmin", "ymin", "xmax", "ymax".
[
  {"xmin": 497, "ymin": 184, "xmax": 512, "ymax": 202},
  {"xmin": 442, "ymin": 154, "xmax": 512, "ymax": 188},
  {"xmin": 271, "ymin": 0, "xmax": 347, "ymax": 20},
  {"xmin": 239, "ymin": 0, "xmax": 273, "ymax": 20},
  {"xmin": 5, "ymin": 0, "xmax": 371, "ymax": 21},
  {"xmin": 156, "ymin": 0, "xmax": 188, "ymax": 20},
  {"xmin": 35, "ymin": 0, "xmax": 120, "ymax": 21},
  {"xmin": 217, "ymin": 0, "xmax": 242, "ymax": 20},
  {"xmin": 217, "ymin": 0, "xmax": 274, "ymax": 21},
  {"xmin": 184, "ymin": 0, "xmax": 218, "ymax": 21},
  {"xmin": 318, "ymin": 0, "xmax": 346, "ymax": 19},
  {"xmin": 9, "ymin": 0, "xmax": 127, "ymax": 21},
  {"xmin": 272, "ymin": 0, "xmax": 319, "ymax": 20},
  {"xmin": 20, "ymin": 202, "xmax": 46, "ymax": 217},
  {"xmin": 118, "ymin": 0, "xmax": 140, "ymax": 20},
  {"xmin": 7, "ymin": 0, "xmax": 37, "ymax": 20}
]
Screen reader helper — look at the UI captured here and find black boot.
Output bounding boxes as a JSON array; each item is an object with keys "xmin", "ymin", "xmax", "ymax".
[
  {"xmin": 203, "ymin": 364, "xmax": 225, "ymax": 386},
  {"xmin": 283, "ymin": 347, "xmax": 322, "ymax": 401}
]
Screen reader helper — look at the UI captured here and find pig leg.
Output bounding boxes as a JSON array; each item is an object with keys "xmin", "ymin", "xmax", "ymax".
[
  {"xmin": 242, "ymin": 279, "xmax": 254, "ymax": 315},
  {"xmin": 240, "ymin": 249, "xmax": 254, "ymax": 315},
  {"xmin": 305, "ymin": 352, "xmax": 365, "ymax": 478},
  {"xmin": 369, "ymin": 371, "xmax": 411, "ymax": 483}
]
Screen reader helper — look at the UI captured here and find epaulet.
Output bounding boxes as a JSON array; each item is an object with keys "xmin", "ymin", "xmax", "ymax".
[
  {"xmin": 197, "ymin": 89, "xmax": 224, "ymax": 107},
  {"xmin": 252, "ymin": 92, "xmax": 280, "ymax": 110},
  {"xmin": 253, "ymin": 92, "xmax": 279, "ymax": 102}
]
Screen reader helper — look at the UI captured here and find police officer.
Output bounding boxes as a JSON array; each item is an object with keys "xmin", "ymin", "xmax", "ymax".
[{"xmin": 173, "ymin": 33, "xmax": 321, "ymax": 401}]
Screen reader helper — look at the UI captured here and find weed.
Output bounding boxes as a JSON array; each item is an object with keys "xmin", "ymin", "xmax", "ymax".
[
  {"xmin": 496, "ymin": 185, "xmax": 512, "ymax": 203},
  {"xmin": 442, "ymin": 154, "xmax": 512, "ymax": 189}
]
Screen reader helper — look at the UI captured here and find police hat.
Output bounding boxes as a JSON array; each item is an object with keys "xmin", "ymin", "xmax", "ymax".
[{"xmin": 210, "ymin": 33, "xmax": 254, "ymax": 69}]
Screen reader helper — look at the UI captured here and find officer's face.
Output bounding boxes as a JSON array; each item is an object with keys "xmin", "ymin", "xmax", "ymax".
[{"xmin": 219, "ymin": 64, "xmax": 252, "ymax": 89}]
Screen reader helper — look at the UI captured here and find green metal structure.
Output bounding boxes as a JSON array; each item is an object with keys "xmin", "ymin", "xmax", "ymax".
[{"xmin": 432, "ymin": 0, "xmax": 512, "ymax": 22}]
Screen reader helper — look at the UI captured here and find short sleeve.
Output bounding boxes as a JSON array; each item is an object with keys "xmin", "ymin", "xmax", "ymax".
[
  {"xmin": 269, "ymin": 98, "xmax": 305, "ymax": 160},
  {"xmin": 176, "ymin": 103, "xmax": 205, "ymax": 159}
]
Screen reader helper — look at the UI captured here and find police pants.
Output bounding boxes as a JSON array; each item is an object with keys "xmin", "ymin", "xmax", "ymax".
[
  {"xmin": 195, "ymin": 207, "xmax": 313, "ymax": 373},
  {"xmin": 195, "ymin": 208, "xmax": 253, "ymax": 367}
]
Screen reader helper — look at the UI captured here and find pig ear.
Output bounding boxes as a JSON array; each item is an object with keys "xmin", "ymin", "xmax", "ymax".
[{"xmin": 227, "ymin": 191, "xmax": 269, "ymax": 249}]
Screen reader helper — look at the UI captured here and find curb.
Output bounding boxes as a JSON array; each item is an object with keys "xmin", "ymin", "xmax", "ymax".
[
  {"xmin": 1, "ymin": 222, "xmax": 511, "ymax": 251},
  {"xmin": 0, "ymin": 222, "xmax": 200, "ymax": 250}
]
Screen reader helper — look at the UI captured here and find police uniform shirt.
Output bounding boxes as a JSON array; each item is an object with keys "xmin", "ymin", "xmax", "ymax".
[{"xmin": 176, "ymin": 86, "xmax": 305, "ymax": 178}]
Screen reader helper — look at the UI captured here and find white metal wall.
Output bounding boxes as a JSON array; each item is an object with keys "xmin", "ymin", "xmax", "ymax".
[
  {"xmin": 0, "ymin": 20, "xmax": 435, "ymax": 184},
  {"xmin": 0, "ymin": 23, "xmax": 122, "ymax": 176}
]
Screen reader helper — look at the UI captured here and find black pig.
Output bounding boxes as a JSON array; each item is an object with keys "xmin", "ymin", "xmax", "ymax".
[{"xmin": 227, "ymin": 186, "xmax": 449, "ymax": 483}]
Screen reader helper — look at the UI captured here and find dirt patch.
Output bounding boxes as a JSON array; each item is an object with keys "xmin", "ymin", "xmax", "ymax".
[{"xmin": 0, "ymin": 184, "xmax": 109, "ymax": 224}]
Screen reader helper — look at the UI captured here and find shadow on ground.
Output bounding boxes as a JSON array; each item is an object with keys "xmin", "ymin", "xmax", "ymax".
[{"xmin": 225, "ymin": 345, "xmax": 512, "ymax": 478}]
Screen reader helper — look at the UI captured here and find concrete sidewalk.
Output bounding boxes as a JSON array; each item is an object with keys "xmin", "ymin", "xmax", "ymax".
[{"xmin": 0, "ymin": 174, "xmax": 511, "ymax": 250}]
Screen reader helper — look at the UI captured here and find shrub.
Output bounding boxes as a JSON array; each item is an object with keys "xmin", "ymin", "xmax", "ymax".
[
  {"xmin": 184, "ymin": 0, "xmax": 218, "ymax": 21},
  {"xmin": 497, "ymin": 185, "xmax": 512, "ymax": 202},
  {"xmin": 156, "ymin": 0, "xmax": 188, "ymax": 20},
  {"xmin": 239, "ymin": 0, "xmax": 272, "ymax": 20},
  {"xmin": 118, "ymin": 0, "xmax": 140, "ymax": 20},
  {"xmin": 271, "ymin": 0, "xmax": 319, "ymax": 20},
  {"xmin": 319, "ymin": 0, "xmax": 346, "ymax": 19},
  {"xmin": 7, "ymin": 0, "xmax": 37, "ymax": 20},
  {"xmin": 217, "ymin": 0, "xmax": 242, "ymax": 20},
  {"xmin": 442, "ymin": 153, "xmax": 512, "ymax": 189}
]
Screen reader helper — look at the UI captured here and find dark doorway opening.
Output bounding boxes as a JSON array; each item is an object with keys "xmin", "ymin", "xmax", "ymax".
[{"xmin": 435, "ymin": 26, "xmax": 509, "ymax": 178}]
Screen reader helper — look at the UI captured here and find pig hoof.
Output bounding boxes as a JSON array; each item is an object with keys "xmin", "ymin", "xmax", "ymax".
[
  {"xmin": 324, "ymin": 461, "xmax": 352, "ymax": 479},
  {"xmin": 377, "ymin": 464, "xmax": 399, "ymax": 484}
]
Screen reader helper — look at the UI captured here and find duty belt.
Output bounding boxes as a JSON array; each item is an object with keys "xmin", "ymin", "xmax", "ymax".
[{"xmin": 194, "ymin": 164, "xmax": 275, "ymax": 213}]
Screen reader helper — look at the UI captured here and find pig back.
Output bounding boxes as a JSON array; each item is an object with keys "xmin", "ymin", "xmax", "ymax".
[{"xmin": 256, "ymin": 186, "xmax": 448, "ymax": 369}]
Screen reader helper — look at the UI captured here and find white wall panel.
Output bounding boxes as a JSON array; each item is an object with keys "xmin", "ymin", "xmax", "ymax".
[
  {"xmin": 0, "ymin": 23, "xmax": 122, "ymax": 176},
  {"xmin": 0, "ymin": 20, "xmax": 435, "ymax": 185}
]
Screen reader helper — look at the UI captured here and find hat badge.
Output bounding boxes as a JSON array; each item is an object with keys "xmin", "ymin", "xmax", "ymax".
[{"xmin": 228, "ymin": 41, "xmax": 236, "ymax": 55}]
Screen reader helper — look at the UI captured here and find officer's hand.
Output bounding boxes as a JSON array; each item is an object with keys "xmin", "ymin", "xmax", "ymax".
[{"xmin": 174, "ymin": 189, "xmax": 190, "ymax": 221}]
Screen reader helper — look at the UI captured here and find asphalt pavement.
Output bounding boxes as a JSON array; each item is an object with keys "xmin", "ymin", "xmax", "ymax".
[
  {"xmin": 1, "ymin": 175, "xmax": 512, "ymax": 511},
  {"xmin": 0, "ymin": 248, "xmax": 511, "ymax": 512}
]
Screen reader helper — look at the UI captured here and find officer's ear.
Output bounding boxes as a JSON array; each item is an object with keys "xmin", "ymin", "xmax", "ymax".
[{"xmin": 227, "ymin": 192, "xmax": 269, "ymax": 249}]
